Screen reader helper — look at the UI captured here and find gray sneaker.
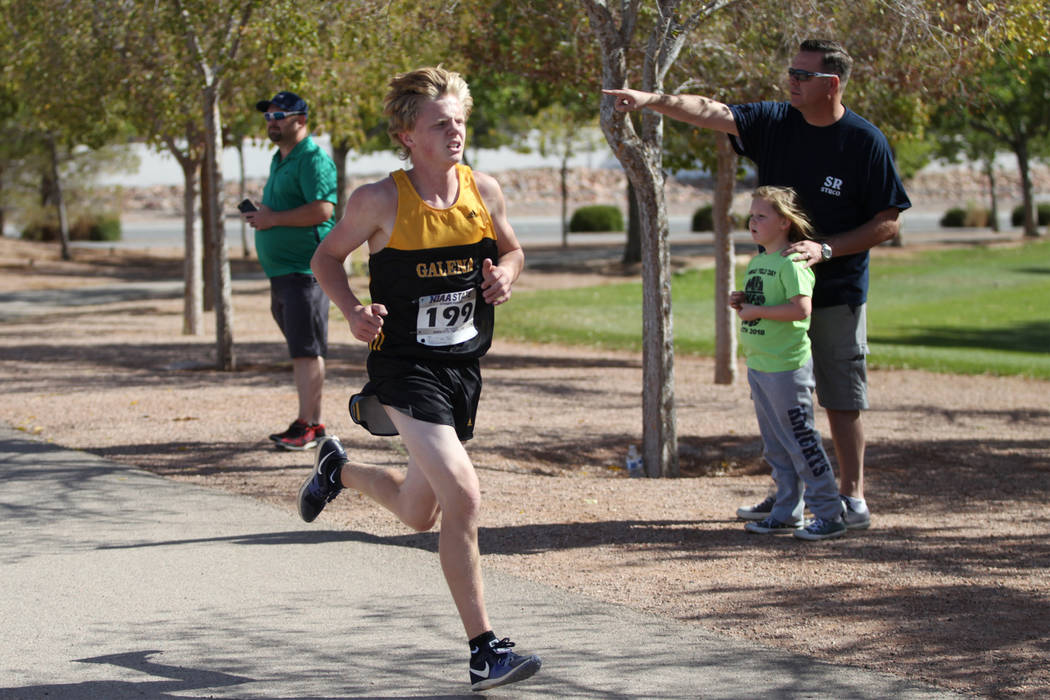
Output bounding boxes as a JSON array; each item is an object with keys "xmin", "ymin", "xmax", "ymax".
[
  {"xmin": 736, "ymin": 495, "xmax": 775, "ymax": 521},
  {"xmin": 841, "ymin": 495, "xmax": 871, "ymax": 530},
  {"xmin": 794, "ymin": 517, "xmax": 847, "ymax": 541},
  {"xmin": 744, "ymin": 516, "xmax": 801, "ymax": 535}
]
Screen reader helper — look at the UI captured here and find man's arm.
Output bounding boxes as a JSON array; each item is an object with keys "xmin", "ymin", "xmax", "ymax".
[
  {"xmin": 244, "ymin": 199, "xmax": 334, "ymax": 230},
  {"xmin": 784, "ymin": 208, "xmax": 902, "ymax": 268},
  {"xmin": 602, "ymin": 88, "xmax": 738, "ymax": 136}
]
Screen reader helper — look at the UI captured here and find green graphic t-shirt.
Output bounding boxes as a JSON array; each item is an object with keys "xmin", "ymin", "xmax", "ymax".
[{"xmin": 739, "ymin": 250, "xmax": 814, "ymax": 373}]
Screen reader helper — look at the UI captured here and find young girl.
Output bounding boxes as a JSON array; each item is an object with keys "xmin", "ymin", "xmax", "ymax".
[{"xmin": 731, "ymin": 186, "xmax": 846, "ymax": 541}]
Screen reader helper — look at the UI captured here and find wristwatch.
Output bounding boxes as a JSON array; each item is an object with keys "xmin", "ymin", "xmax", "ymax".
[{"xmin": 820, "ymin": 242, "xmax": 833, "ymax": 261}]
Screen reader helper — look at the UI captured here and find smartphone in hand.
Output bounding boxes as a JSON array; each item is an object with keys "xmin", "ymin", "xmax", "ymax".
[{"xmin": 237, "ymin": 198, "xmax": 257, "ymax": 213}]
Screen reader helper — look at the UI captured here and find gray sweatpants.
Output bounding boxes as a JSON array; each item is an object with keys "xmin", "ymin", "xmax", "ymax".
[{"xmin": 748, "ymin": 360, "xmax": 841, "ymax": 523}]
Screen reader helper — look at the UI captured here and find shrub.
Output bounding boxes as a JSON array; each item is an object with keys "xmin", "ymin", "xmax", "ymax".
[
  {"xmin": 940, "ymin": 208, "xmax": 967, "ymax": 228},
  {"xmin": 22, "ymin": 213, "xmax": 122, "ymax": 242},
  {"xmin": 692, "ymin": 205, "xmax": 747, "ymax": 232},
  {"xmin": 691, "ymin": 204, "xmax": 714, "ymax": 232},
  {"xmin": 963, "ymin": 207, "xmax": 990, "ymax": 228},
  {"xmin": 568, "ymin": 204, "xmax": 624, "ymax": 233},
  {"xmin": 941, "ymin": 206, "xmax": 990, "ymax": 228},
  {"xmin": 89, "ymin": 215, "xmax": 122, "ymax": 241},
  {"xmin": 1011, "ymin": 203, "xmax": 1050, "ymax": 227}
]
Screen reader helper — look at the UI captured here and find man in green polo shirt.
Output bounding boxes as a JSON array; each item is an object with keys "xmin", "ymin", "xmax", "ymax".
[{"xmin": 243, "ymin": 91, "xmax": 338, "ymax": 451}]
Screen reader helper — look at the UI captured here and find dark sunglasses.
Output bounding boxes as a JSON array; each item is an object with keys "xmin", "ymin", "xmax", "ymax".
[
  {"xmin": 263, "ymin": 110, "xmax": 305, "ymax": 122},
  {"xmin": 788, "ymin": 67, "xmax": 837, "ymax": 82}
]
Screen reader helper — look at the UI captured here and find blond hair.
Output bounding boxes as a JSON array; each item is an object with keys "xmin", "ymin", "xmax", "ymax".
[
  {"xmin": 751, "ymin": 186, "xmax": 814, "ymax": 242},
  {"xmin": 384, "ymin": 66, "xmax": 473, "ymax": 160}
]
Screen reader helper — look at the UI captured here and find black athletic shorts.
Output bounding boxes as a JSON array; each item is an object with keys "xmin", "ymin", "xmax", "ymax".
[
  {"xmin": 349, "ymin": 354, "xmax": 482, "ymax": 441},
  {"xmin": 270, "ymin": 273, "xmax": 329, "ymax": 358}
]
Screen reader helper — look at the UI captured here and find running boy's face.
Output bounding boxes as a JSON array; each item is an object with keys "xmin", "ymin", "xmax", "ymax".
[
  {"xmin": 748, "ymin": 197, "xmax": 791, "ymax": 250},
  {"xmin": 398, "ymin": 94, "xmax": 467, "ymax": 165}
]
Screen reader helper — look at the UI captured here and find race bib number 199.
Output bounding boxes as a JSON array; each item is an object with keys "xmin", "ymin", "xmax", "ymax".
[{"xmin": 416, "ymin": 289, "xmax": 478, "ymax": 346}]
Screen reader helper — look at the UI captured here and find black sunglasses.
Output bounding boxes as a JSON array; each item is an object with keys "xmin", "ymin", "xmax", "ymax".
[
  {"xmin": 788, "ymin": 68, "xmax": 837, "ymax": 82},
  {"xmin": 263, "ymin": 110, "xmax": 306, "ymax": 122}
]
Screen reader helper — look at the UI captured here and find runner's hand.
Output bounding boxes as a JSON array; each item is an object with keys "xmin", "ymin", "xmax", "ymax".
[
  {"xmin": 349, "ymin": 303, "xmax": 387, "ymax": 343},
  {"xmin": 481, "ymin": 258, "xmax": 512, "ymax": 305}
]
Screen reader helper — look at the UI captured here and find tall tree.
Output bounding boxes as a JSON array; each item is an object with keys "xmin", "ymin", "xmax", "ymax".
[
  {"xmin": 660, "ymin": 20, "xmax": 786, "ymax": 387},
  {"xmin": 934, "ymin": 52, "xmax": 1050, "ymax": 237},
  {"xmin": 109, "ymin": 0, "xmax": 210, "ymax": 334},
  {"xmin": 172, "ymin": 0, "xmax": 259, "ymax": 370},
  {"xmin": 307, "ymin": 0, "xmax": 451, "ymax": 219},
  {"xmin": 4, "ymin": 0, "xmax": 126, "ymax": 260},
  {"xmin": 583, "ymin": 0, "xmax": 738, "ymax": 477},
  {"xmin": 456, "ymin": 0, "xmax": 605, "ymax": 238},
  {"xmin": 528, "ymin": 104, "xmax": 605, "ymax": 246}
]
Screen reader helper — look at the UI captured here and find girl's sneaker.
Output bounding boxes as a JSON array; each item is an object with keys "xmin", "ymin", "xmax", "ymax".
[
  {"xmin": 736, "ymin": 495, "xmax": 776, "ymax": 521},
  {"xmin": 794, "ymin": 517, "xmax": 847, "ymax": 541},
  {"xmin": 744, "ymin": 516, "xmax": 801, "ymax": 535}
]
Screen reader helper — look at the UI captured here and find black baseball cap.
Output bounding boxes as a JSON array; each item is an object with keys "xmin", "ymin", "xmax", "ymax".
[{"xmin": 256, "ymin": 91, "xmax": 308, "ymax": 114}]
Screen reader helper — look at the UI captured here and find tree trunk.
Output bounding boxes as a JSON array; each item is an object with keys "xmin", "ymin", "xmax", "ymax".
[
  {"xmin": 203, "ymin": 86, "xmax": 235, "ymax": 370},
  {"xmin": 713, "ymin": 137, "xmax": 738, "ymax": 385},
  {"xmin": 200, "ymin": 168, "xmax": 215, "ymax": 312},
  {"xmin": 630, "ymin": 162, "xmax": 678, "ymax": 478},
  {"xmin": 0, "ymin": 163, "xmax": 6, "ymax": 237},
  {"xmin": 332, "ymin": 139, "xmax": 350, "ymax": 220},
  {"xmin": 560, "ymin": 155, "xmax": 569, "ymax": 247},
  {"xmin": 586, "ymin": 0, "xmax": 716, "ymax": 477},
  {"xmin": 623, "ymin": 179, "xmax": 641, "ymax": 264},
  {"xmin": 166, "ymin": 134, "xmax": 205, "ymax": 336},
  {"xmin": 1014, "ymin": 140, "xmax": 1040, "ymax": 237},
  {"xmin": 983, "ymin": 158, "xmax": 1000, "ymax": 232},
  {"xmin": 181, "ymin": 161, "xmax": 203, "ymax": 335},
  {"xmin": 46, "ymin": 135, "xmax": 72, "ymax": 262},
  {"xmin": 237, "ymin": 139, "xmax": 251, "ymax": 258}
]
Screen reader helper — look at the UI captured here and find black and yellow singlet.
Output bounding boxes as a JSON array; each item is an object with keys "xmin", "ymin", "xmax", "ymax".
[{"xmin": 367, "ymin": 164, "xmax": 499, "ymax": 360}]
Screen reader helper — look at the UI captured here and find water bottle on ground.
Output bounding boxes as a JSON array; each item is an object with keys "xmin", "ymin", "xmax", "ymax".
[{"xmin": 626, "ymin": 444, "xmax": 643, "ymax": 478}]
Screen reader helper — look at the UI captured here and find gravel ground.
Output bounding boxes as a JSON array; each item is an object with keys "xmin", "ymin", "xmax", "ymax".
[{"xmin": 1, "ymin": 235, "xmax": 1048, "ymax": 697}]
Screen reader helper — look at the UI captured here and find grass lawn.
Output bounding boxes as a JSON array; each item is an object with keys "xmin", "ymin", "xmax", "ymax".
[{"xmin": 497, "ymin": 238, "xmax": 1050, "ymax": 379}]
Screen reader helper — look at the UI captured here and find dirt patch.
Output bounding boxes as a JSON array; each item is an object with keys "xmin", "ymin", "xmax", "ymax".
[{"xmin": 1, "ymin": 236, "xmax": 1048, "ymax": 697}]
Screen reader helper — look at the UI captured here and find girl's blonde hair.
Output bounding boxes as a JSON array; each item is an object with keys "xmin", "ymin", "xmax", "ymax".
[
  {"xmin": 384, "ymin": 66, "xmax": 473, "ymax": 160},
  {"xmin": 752, "ymin": 186, "xmax": 815, "ymax": 242}
]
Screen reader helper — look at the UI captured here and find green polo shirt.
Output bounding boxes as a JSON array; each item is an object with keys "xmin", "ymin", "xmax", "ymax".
[{"xmin": 257, "ymin": 135, "xmax": 338, "ymax": 277}]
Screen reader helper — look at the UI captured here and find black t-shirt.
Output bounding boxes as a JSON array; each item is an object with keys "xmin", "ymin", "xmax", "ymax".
[{"xmin": 728, "ymin": 101, "xmax": 911, "ymax": 307}]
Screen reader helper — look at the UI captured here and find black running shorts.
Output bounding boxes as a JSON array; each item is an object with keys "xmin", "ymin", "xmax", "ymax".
[{"xmin": 350, "ymin": 354, "xmax": 482, "ymax": 441}]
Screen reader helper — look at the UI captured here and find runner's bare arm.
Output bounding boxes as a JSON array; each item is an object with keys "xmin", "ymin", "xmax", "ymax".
[
  {"xmin": 474, "ymin": 171, "xmax": 524, "ymax": 305},
  {"xmin": 311, "ymin": 179, "xmax": 396, "ymax": 342}
]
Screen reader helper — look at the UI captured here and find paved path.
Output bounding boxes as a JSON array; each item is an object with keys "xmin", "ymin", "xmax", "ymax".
[{"xmin": 0, "ymin": 426, "xmax": 965, "ymax": 699}]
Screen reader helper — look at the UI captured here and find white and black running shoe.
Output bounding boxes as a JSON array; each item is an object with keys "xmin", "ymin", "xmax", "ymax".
[
  {"xmin": 297, "ymin": 436, "xmax": 347, "ymax": 522},
  {"xmin": 469, "ymin": 637, "xmax": 541, "ymax": 692}
]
